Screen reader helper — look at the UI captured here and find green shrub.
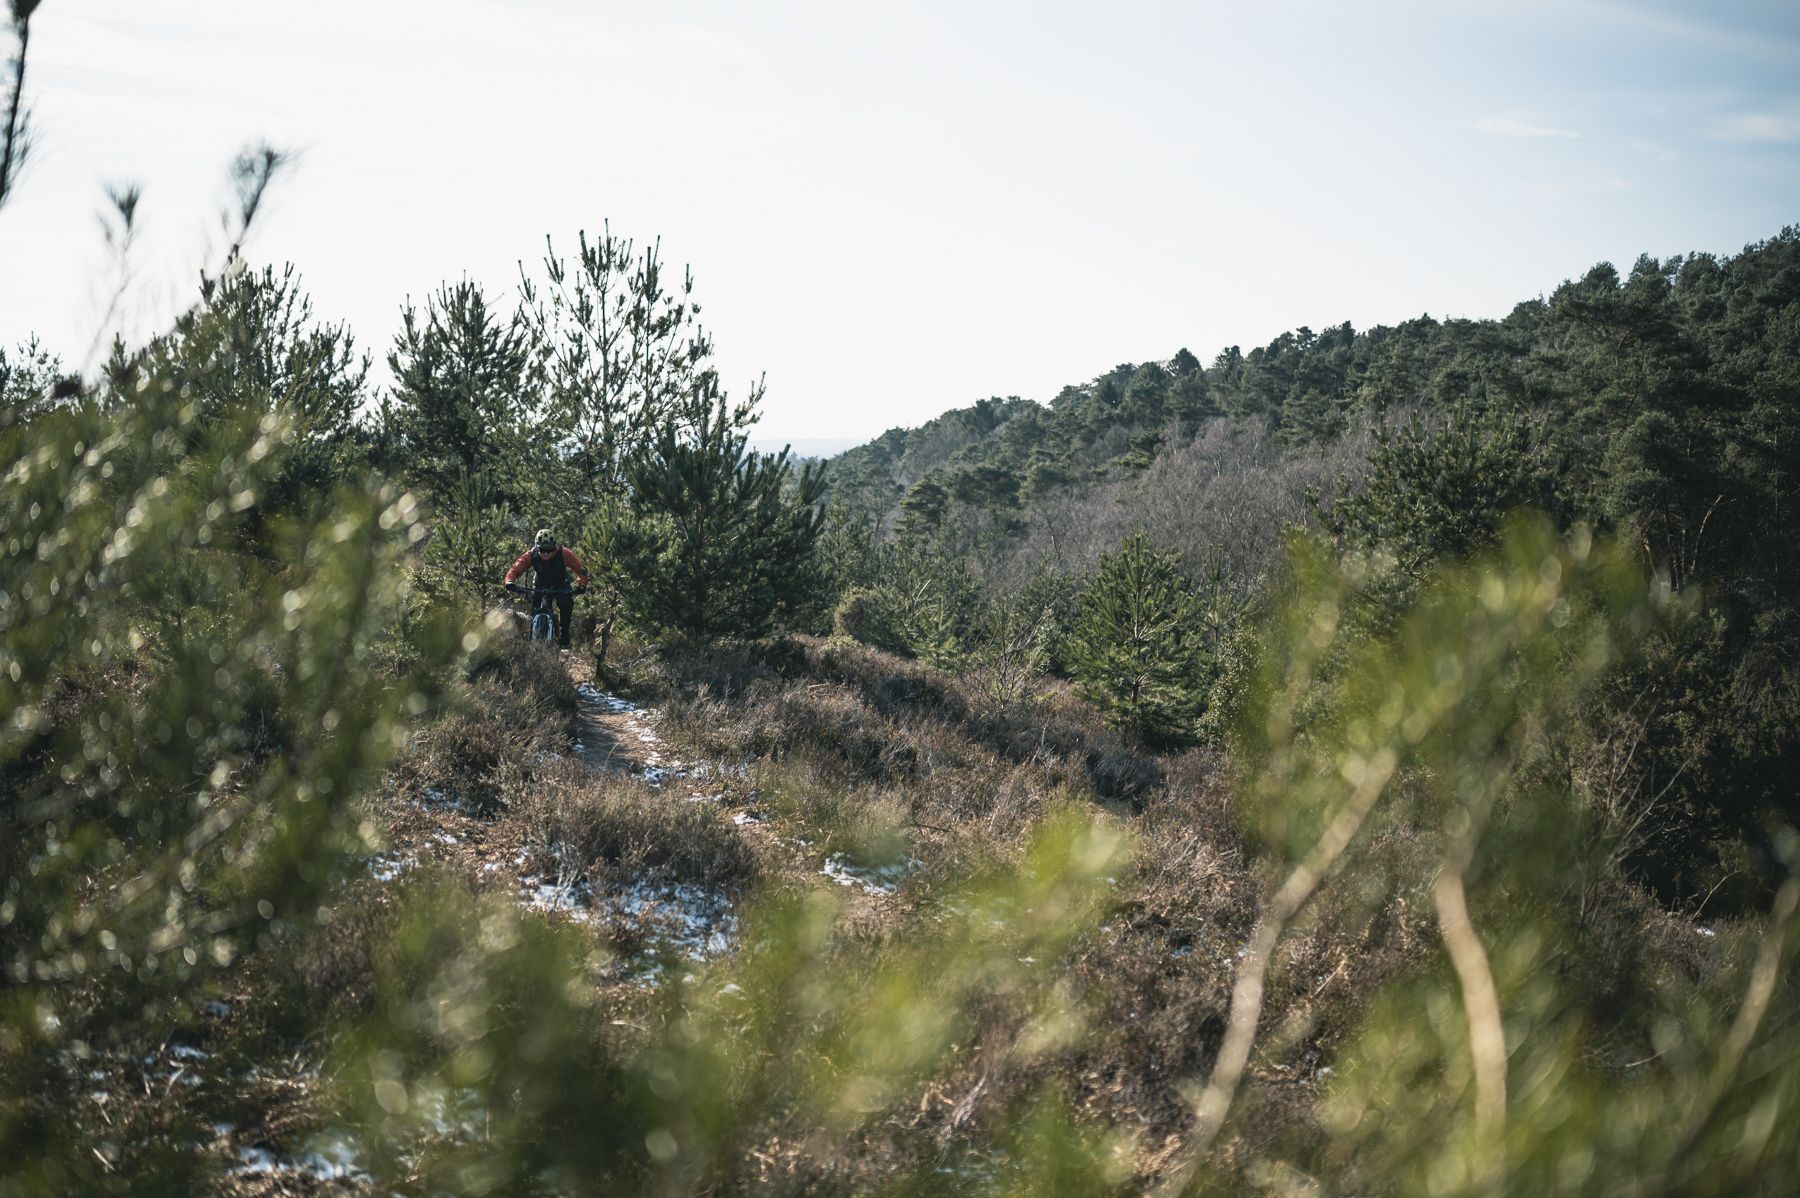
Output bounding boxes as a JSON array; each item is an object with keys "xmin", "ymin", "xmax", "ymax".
[
  {"xmin": 832, "ymin": 584, "xmax": 904, "ymax": 652},
  {"xmin": 604, "ymin": 400, "xmax": 827, "ymax": 642},
  {"xmin": 0, "ymin": 345, "xmax": 461, "ymax": 1192},
  {"xmin": 1066, "ymin": 530, "xmax": 1212, "ymax": 746}
]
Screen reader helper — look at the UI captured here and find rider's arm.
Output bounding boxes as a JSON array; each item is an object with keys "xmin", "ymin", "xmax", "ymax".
[
  {"xmin": 503, "ymin": 550, "xmax": 534, "ymax": 584},
  {"xmin": 562, "ymin": 548, "xmax": 591, "ymax": 587}
]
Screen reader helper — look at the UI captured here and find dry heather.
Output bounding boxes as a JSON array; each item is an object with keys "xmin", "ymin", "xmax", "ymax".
[
  {"xmin": 507, "ymin": 759, "xmax": 760, "ymax": 897},
  {"xmin": 386, "ymin": 638, "xmax": 580, "ymax": 814},
  {"xmin": 628, "ymin": 634, "xmax": 1445, "ymax": 1181},
  {"xmin": 43, "ymin": 628, "xmax": 1717, "ymax": 1192}
]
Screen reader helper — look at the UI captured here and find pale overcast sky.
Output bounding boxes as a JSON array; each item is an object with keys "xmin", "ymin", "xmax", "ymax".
[{"xmin": 1, "ymin": 0, "xmax": 1796, "ymax": 443}]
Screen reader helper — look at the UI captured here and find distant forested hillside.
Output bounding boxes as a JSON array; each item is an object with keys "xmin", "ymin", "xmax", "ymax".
[
  {"xmin": 828, "ymin": 233, "xmax": 1798, "ymax": 602},
  {"xmin": 819, "ymin": 230, "xmax": 1800, "ymax": 906}
]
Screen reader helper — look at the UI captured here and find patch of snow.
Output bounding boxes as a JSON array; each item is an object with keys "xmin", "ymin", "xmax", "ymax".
[
  {"xmin": 608, "ymin": 881, "xmax": 738, "ymax": 959},
  {"xmin": 369, "ymin": 853, "xmax": 413, "ymax": 882},
  {"xmin": 295, "ymin": 1133, "xmax": 366, "ymax": 1181},
  {"xmin": 235, "ymin": 1146, "xmax": 281, "ymax": 1175},
  {"xmin": 576, "ymin": 683, "xmax": 638, "ymax": 715},
  {"xmin": 521, "ymin": 876, "xmax": 596, "ymax": 923},
  {"xmin": 169, "ymin": 1043, "xmax": 208, "ymax": 1062},
  {"xmin": 436, "ymin": 832, "xmax": 459, "ymax": 845},
  {"xmin": 732, "ymin": 811, "xmax": 763, "ymax": 825},
  {"xmin": 1697, "ymin": 926, "xmax": 1717, "ymax": 938},
  {"xmin": 522, "ymin": 870, "xmax": 737, "ymax": 965},
  {"xmin": 412, "ymin": 787, "xmax": 472, "ymax": 814},
  {"xmin": 690, "ymin": 761, "xmax": 754, "ymax": 781},
  {"xmin": 821, "ymin": 853, "xmax": 917, "ymax": 896},
  {"xmin": 233, "ymin": 1134, "xmax": 367, "ymax": 1183}
]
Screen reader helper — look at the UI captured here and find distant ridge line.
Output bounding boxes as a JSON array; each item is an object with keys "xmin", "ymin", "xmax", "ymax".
[{"xmin": 748, "ymin": 436, "xmax": 862, "ymax": 460}]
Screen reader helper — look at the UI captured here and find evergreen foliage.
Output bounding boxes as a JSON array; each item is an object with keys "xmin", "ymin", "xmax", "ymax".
[
  {"xmin": 0, "ymin": 332, "xmax": 461, "ymax": 1193},
  {"xmin": 1319, "ymin": 403, "xmax": 1564, "ymax": 583},
  {"xmin": 149, "ymin": 262, "xmax": 372, "ymax": 533},
  {"xmin": 832, "ymin": 584, "xmax": 904, "ymax": 652},
  {"xmin": 418, "ymin": 469, "xmax": 519, "ymax": 606},
  {"xmin": 0, "ymin": 1, "xmax": 35, "ymax": 211},
  {"xmin": 1066, "ymin": 531, "xmax": 1210, "ymax": 745},
  {"xmin": 382, "ymin": 279, "xmax": 536, "ymax": 501},
  {"xmin": 521, "ymin": 224, "xmax": 755, "ymax": 506},
  {"xmin": 4, "ymin": 36, "xmax": 1800, "ymax": 1185},
  {"xmin": 1173, "ymin": 521, "xmax": 1800, "ymax": 1197},
  {"xmin": 603, "ymin": 399, "xmax": 826, "ymax": 641},
  {"xmin": 0, "ymin": 336, "xmax": 61, "ymax": 430}
]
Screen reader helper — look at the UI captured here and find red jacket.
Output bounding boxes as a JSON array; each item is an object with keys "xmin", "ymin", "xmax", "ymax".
[{"xmin": 504, "ymin": 546, "xmax": 590, "ymax": 587}]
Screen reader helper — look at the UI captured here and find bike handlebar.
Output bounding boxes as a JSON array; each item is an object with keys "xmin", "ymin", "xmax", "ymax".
[{"xmin": 505, "ymin": 583, "xmax": 583, "ymax": 595}]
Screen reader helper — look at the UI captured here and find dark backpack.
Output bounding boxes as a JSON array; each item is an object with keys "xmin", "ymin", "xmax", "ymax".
[{"xmin": 528, "ymin": 547, "xmax": 569, "ymax": 587}]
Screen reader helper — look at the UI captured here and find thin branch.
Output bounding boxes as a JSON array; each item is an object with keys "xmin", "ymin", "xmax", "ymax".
[
  {"xmin": 1669, "ymin": 867, "xmax": 1800, "ymax": 1161},
  {"xmin": 1433, "ymin": 866, "xmax": 1508, "ymax": 1166},
  {"xmin": 1156, "ymin": 746, "xmax": 1398, "ymax": 1196},
  {"xmin": 1618, "ymin": 863, "xmax": 1800, "ymax": 1198},
  {"xmin": 1, "ymin": 2, "xmax": 38, "ymax": 209}
]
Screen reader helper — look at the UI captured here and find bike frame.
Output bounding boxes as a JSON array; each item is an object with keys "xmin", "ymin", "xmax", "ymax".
[{"xmin": 505, "ymin": 583, "xmax": 577, "ymax": 644}]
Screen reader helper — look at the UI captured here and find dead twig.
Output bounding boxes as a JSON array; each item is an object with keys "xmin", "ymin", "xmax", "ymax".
[{"xmin": 1156, "ymin": 747, "xmax": 1398, "ymax": 1196}]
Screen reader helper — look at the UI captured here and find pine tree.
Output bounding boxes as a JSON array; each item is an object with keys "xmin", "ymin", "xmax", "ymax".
[
  {"xmin": 384, "ymin": 279, "xmax": 535, "ymax": 500},
  {"xmin": 1168, "ymin": 346, "xmax": 1215, "ymax": 425},
  {"xmin": 1, "ymin": 348, "xmax": 459, "ymax": 1191},
  {"xmin": 521, "ymin": 225, "xmax": 756, "ymax": 508},
  {"xmin": 603, "ymin": 397, "xmax": 826, "ymax": 641},
  {"xmin": 1119, "ymin": 361, "xmax": 1171, "ymax": 429},
  {"xmin": 0, "ymin": 1, "xmax": 37, "ymax": 211},
  {"xmin": 1066, "ymin": 530, "xmax": 1209, "ymax": 745},
  {"xmin": 1319, "ymin": 403, "xmax": 1562, "ymax": 584},
  {"xmin": 148, "ymin": 262, "xmax": 371, "ymax": 528},
  {"xmin": 0, "ymin": 334, "xmax": 60, "ymax": 430},
  {"xmin": 419, "ymin": 469, "xmax": 520, "ymax": 605},
  {"xmin": 897, "ymin": 478, "xmax": 950, "ymax": 543}
]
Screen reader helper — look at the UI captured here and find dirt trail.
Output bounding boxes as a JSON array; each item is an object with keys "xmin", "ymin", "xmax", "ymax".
[
  {"xmin": 561, "ymin": 653, "xmax": 901, "ymax": 934},
  {"xmin": 564, "ymin": 653, "xmax": 721, "ymax": 787}
]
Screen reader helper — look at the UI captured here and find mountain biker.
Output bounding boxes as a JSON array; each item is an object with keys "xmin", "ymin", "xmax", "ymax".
[{"xmin": 503, "ymin": 528, "xmax": 590, "ymax": 649}]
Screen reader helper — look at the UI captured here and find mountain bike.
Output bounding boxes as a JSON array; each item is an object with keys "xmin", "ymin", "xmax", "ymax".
[{"xmin": 504, "ymin": 583, "xmax": 581, "ymax": 645}]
